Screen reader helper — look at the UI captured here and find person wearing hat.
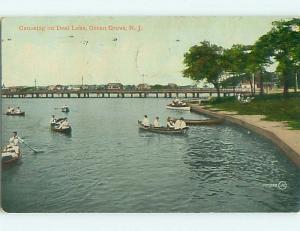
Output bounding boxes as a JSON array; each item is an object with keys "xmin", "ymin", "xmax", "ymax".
[
  {"xmin": 153, "ymin": 116, "xmax": 160, "ymax": 128},
  {"xmin": 50, "ymin": 115, "xmax": 57, "ymax": 125},
  {"xmin": 166, "ymin": 117, "xmax": 175, "ymax": 128},
  {"xmin": 142, "ymin": 115, "xmax": 150, "ymax": 127},
  {"xmin": 7, "ymin": 131, "xmax": 20, "ymax": 154}
]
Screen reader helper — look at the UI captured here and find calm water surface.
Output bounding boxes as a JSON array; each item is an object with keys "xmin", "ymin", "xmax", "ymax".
[{"xmin": 1, "ymin": 98, "xmax": 300, "ymax": 212}]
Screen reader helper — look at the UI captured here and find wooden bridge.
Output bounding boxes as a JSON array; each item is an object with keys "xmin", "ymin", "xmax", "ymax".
[{"xmin": 1, "ymin": 88, "xmax": 250, "ymax": 99}]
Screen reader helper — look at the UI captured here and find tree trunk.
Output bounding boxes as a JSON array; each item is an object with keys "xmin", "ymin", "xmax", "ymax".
[
  {"xmin": 283, "ymin": 77, "xmax": 289, "ymax": 95},
  {"xmin": 213, "ymin": 83, "xmax": 221, "ymax": 98},
  {"xmin": 257, "ymin": 71, "xmax": 264, "ymax": 95},
  {"xmin": 249, "ymin": 76, "xmax": 254, "ymax": 96}
]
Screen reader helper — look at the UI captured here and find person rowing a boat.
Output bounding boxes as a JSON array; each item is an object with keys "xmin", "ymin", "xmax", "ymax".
[
  {"xmin": 6, "ymin": 107, "xmax": 14, "ymax": 114},
  {"xmin": 174, "ymin": 117, "xmax": 187, "ymax": 130},
  {"xmin": 166, "ymin": 117, "xmax": 175, "ymax": 128},
  {"xmin": 7, "ymin": 131, "xmax": 21, "ymax": 154},
  {"xmin": 142, "ymin": 115, "xmax": 150, "ymax": 127},
  {"xmin": 50, "ymin": 115, "xmax": 57, "ymax": 125},
  {"xmin": 153, "ymin": 116, "xmax": 161, "ymax": 128}
]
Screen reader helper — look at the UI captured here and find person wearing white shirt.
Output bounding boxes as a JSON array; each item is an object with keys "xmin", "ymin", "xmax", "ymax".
[
  {"xmin": 8, "ymin": 131, "xmax": 20, "ymax": 154},
  {"xmin": 166, "ymin": 117, "xmax": 175, "ymax": 128},
  {"xmin": 7, "ymin": 107, "xmax": 14, "ymax": 113},
  {"xmin": 58, "ymin": 118, "xmax": 70, "ymax": 129},
  {"xmin": 142, "ymin": 115, "xmax": 150, "ymax": 127},
  {"xmin": 174, "ymin": 119, "xmax": 181, "ymax": 130},
  {"xmin": 174, "ymin": 117, "xmax": 187, "ymax": 130},
  {"xmin": 180, "ymin": 118, "xmax": 187, "ymax": 129},
  {"xmin": 153, "ymin": 117, "xmax": 160, "ymax": 127},
  {"xmin": 50, "ymin": 115, "xmax": 57, "ymax": 124},
  {"xmin": 15, "ymin": 107, "xmax": 21, "ymax": 113}
]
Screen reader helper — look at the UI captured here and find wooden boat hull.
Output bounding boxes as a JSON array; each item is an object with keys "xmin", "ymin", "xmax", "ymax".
[
  {"xmin": 62, "ymin": 108, "xmax": 69, "ymax": 113},
  {"xmin": 6, "ymin": 112, "xmax": 25, "ymax": 116},
  {"xmin": 2, "ymin": 148, "xmax": 21, "ymax": 165},
  {"xmin": 170, "ymin": 118, "xmax": 225, "ymax": 126},
  {"xmin": 50, "ymin": 124, "xmax": 72, "ymax": 134},
  {"xmin": 138, "ymin": 121, "xmax": 189, "ymax": 134},
  {"xmin": 166, "ymin": 105, "xmax": 191, "ymax": 111}
]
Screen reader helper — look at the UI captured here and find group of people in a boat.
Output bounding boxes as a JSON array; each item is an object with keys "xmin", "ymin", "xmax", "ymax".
[
  {"xmin": 6, "ymin": 106, "xmax": 22, "ymax": 114},
  {"xmin": 4, "ymin": 131, "xmax": 21, "ymax": 155},
  {"xmin": 170, "ymin": 98, "xmax": 186, "ymax": 107},
  {"xmin": 50, "ymin": 115, "xmax": 70, "ymax": 129},
  {"xmin": 142, "ymin": 115, "xmax": 187, "ymax": 130}
]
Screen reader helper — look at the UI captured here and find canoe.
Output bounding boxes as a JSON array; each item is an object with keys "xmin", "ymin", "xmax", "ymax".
[
  {"xmin": 138, "ymin": 121, "xmax": 189, "ymax": 135},
  {"xmin": 1, "ymin": 147, "xmax": 21, "ymax": 165},
  {"xmin": 50, "ymin": 123, "xmax": 72, "ymax": 134},
  {"xmin": 170, "ymin": 118, "xmax": 225, "ymax": 126},
  {"xmin": 6, "ymin": 112, "xmax": 25, "ymax": 116},
  {"xmin": 62, "ymin": 107, "xmax": 69, "ymax": 113},
  {"xmin": 166, "ymin": 104, "xmax": 191, "ymax": 111}
]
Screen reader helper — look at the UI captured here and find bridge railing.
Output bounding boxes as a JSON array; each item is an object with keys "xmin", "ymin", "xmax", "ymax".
[{"xmin": 1, "ymin": 88, "xmax": 250, "ymax": 95}]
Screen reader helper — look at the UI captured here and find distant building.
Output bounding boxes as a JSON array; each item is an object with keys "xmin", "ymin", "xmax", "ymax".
[
  {"xmin": 106, "ymin": 83, "xmax": 123, "ymax": 90},
  {"xmin": 180, "ymin": 85, "xmax": 197, "ymax": 89},
  {"xmin": 137, "ymin": 83, "xmax": 150, "ymax": 90},
  {"xmin": 97, "ymin": 84, "xmax": 106, "ymax": 90},
  {"xmin": 48, "ymin": 85, "xmax": 64, "ymax": 91},
  {"xmin": 124, "ymin": 85, "xmax": 136, "ymax": 90},
  {"xmin": 240, "ymin": 81, "xmax": 252, "ymax": 90},
  {"xmin": 7, "ymin": 86, "xmax": 23, "ymax": 93}
]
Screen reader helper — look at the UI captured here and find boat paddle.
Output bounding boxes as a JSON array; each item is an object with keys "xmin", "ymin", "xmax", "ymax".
[{"xmin": 18, "ymin": 138, "xmax": 43, "ymax": 153}]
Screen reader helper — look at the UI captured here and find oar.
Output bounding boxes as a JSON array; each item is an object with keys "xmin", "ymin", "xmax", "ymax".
[{"xmin": 18, "ymin": 138, "xmax": 42, "ymax": 153}]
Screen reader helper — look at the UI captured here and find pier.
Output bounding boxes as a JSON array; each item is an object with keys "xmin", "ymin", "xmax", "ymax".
[{"xmin": 1, "ymin": 88, "xmax": 250, "ymax": 98}]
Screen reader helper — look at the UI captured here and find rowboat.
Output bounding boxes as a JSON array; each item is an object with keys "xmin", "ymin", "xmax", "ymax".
[
  {"xmin": 170, "ymin": 117, "xmax": 225, "ymax": 126},
  {"xmin": 138, "ymin": 121, "xmax": 189, "ymax": 135},
  {"xmin": 6, "ymin": 112, "xmax": 25, "ymax": 116},
  {"xmin": 1, "ymin": 146, "xmax": 21, "ymax": 165},
  {"xmin": 62, "ymin": 107, "xmax": 69, "ymax": 113},
  {"xmin": 50, "ymin": 122, "xmax": 72, "ymax": 134},
  {"xmin": 166, "ymin": 104, "xmax": 191, "ymax": 111}
]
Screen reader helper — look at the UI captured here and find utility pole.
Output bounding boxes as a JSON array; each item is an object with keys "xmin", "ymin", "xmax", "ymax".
[
  {"xmin": 295, "ymin": 72, "xmax": 298, "ymax": 92},
  {"xmin": 141, "ymin": 74, "xmax": 147, "ymax": 84},
  {"xmin": 81, "ymin": 75, "xmax": 83, "ymax": 86},
  {"xmin": 34, "ymin": 78, "xmax": 37, "ymax": 91}
]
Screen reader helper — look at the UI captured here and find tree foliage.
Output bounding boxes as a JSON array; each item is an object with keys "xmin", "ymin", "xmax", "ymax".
[
  {"xmin": 183, "ymin": 41, "xmax": 224, "ymax": 97},
  {"xmin": 182, "ymin": 18, "xmax": 300, "ymax": 96}
]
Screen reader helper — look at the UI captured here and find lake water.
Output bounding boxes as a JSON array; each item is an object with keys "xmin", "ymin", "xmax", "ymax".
[{"xmin": 1, "ymin": 98, "xmax": 300, "ymax": 212}]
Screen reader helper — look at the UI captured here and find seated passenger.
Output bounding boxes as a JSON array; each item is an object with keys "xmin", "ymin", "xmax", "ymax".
[
  {"xmin": 15, "ymin": 107, "xmax": 21, "ymax": 113},
  {"xmin": 153, "ymin": 116, "xmax": 160, "ymax": 128},
  {"xmin": 142, "ymin": 115, "xmax": 150, "ymax": 127},
  {"xmin": 50, "ymin": 115, "xmax": 57, "ymax": 124},
  {"xmin": 58, "ymin": 118, "xmax": 70, "ymax": 129},
  {"xmin": 167, "ymin": 117, "xmax": 175, "ymax": 128}
]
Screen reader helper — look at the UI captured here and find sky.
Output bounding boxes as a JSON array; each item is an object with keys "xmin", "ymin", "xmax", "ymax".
[{"xmin": 1, "ymin": 16, "xmax": 289, "ymax": 87}]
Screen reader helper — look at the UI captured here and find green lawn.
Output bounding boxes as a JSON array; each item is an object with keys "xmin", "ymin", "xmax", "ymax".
[{"xmin": 205, "ymin": 93, "xmax": 300, "ymax": 129}]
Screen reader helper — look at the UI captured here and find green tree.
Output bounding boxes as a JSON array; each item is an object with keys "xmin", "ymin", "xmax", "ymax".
[
  {"xmin": 183, "ymin": 41, "xmax": 224, "ymax": 98},
  {"xmin": 222, "ymin": 44, "xmax": 253, "ymax": 95},
  {"xmin": 256, "ymin": 18, "xmax": 300, "ymax": 95}
]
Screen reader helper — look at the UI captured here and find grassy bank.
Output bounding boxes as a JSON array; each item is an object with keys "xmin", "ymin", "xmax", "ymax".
[{"xmin": 204, "ymin": 93, "xmax": 300, "ymax": 129}]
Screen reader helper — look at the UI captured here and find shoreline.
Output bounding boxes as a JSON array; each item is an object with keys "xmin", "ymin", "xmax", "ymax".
[{"xmin": 190, "ymin": 104, "xmax": 300, "ymax": 168}]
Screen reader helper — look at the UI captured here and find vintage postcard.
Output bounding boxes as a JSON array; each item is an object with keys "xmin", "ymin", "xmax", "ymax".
[{"xmin": 1, "ymin": 16, "xmax": 300, "ymax": 212}]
